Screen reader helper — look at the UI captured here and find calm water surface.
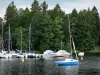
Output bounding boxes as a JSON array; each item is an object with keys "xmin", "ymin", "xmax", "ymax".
[{"xmin": 0, "ymin": 56, "xmax": 100, "ymax": 75}]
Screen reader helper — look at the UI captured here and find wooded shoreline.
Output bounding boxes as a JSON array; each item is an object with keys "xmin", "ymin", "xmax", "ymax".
[{"xmin": 0, "ymin": 0, "xmax": 100, "ymax": 53}]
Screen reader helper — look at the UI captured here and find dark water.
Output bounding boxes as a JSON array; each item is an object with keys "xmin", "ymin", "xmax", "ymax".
[{"xmin": 0, "ymin": 56, "xmax": 100, "ymax": 75}]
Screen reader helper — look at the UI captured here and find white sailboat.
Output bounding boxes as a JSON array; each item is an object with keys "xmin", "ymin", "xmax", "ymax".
[
  {"xmin": 8, "ymin": 25, "xmax": 19, "ymax": 58},
  {"xmin": 3, "ymin": 25, "xmax": 12, "ymax": 58},
  {"xmin": 0, "ymin": 23, "xmax": 18, "ymax": 58},
  {"xmin": 17, "ymin": 30, "xmax": 25, "ymax": 58},
  {"xmin": 25, "ymin": 24, "xmax": 36, "ymax": 58},
  {"xmin": 55, "ymin": 15, "xmax": 79, "ymax": 66},
  {"xmin": 0, "ymin": 21, "xmax": 6, "ymax": 58}
]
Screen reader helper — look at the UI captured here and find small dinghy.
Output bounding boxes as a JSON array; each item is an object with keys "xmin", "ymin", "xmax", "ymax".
[{"xmin": 56, "ymin": 59, "xmax": 79, "ymax": 66}]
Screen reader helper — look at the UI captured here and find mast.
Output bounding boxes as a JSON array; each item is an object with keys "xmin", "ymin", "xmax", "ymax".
[
  {"xmin": 20, "ymin": 30, "xmax": 22, "ymax": 52},
  {"xmin": 8, "ymin": 25, "xmax": 10, "ymax": 53},
  {"xmin": 10, "ymin": 33, "xmax": 12, "ymax": 51},
  {"xmin": 60, "ymin": 37, "xmax": 62, "ymax": 50},
  {"xmin": 2, "ymin": 21, "xmax": 4, "ymax": 51},
  {"xmin": 29, "ymin": 24, "xmax": 31, "ymax": 53},
  {"xmin": 72, "ymin": 37, "xmax": 78, "ymax": 60},
  {"xmin": 68, "ymin": 15, "xmax": 73, "ymax": 59}
]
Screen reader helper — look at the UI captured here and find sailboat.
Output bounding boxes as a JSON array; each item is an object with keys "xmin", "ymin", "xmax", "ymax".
[
  {"xmin": 55, "ymin": 15, "xmax": 79, "ymax": 66},
  {"xmin": 2, "ymin": 25, "xmax": 13, "ymax": 58},
  {"xmin": 17, "ymin": 30, "xmax": 25, "ymax": 58},
  {"xmin": 0, "ymin": 22, "xmax": 8, "ymax": 58},
  {"xmin": 0, "ymin": 24, "xmax": 18, "ymax": 58},
  {"xmin": 24, "ymin": 24, "xmax": 36, "ymax": 58}
]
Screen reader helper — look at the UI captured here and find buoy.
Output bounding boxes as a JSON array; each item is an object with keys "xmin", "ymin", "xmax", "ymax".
[
  {"xmin": 81, "ymin": 57, "xmax": 83, "ymax": 60},
  {"xmin": 21, "ymin": 59, "xmax": 24, "ymax": 62}
]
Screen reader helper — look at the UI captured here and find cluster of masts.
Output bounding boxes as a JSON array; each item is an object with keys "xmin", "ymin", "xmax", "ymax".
[{"xmin": 0, "ymin": 22, "xmax": 43, "ymax": 59}]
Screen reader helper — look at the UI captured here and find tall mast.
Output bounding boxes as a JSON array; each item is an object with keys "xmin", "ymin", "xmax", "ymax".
[
  {"xmin": 68, "ymin": 15, "xmax": 73, "ymax": 59},
  {"xmin": 60, "ymin": 37, "xmax": 62, "ymax": 50},
  {"xmin": 2, "ymin": 21, "xmax": 4, "ymax": 51},
  {"xmin": 29, "ymin": 24, "xmax": 31, "ymax": 53},
  {"xmin": 20, "ymin": 30, "xmax": 22, "ymax": 52},
  {"xmin": 8, "ymin": 25, "xmax": 10, "ymax": 53},
  {"xmin": 72, "ymin": 37, "xmax": 78, "ymax": 60},
  {"xmin": 10, "ymin": 33, "xmax": 12, "ymax": 51}
]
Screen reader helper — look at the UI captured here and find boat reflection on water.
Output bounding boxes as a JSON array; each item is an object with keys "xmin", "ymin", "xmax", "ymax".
[{"xmin": 60, "ymin": 65, "xmax": 79, "ymax": 75}]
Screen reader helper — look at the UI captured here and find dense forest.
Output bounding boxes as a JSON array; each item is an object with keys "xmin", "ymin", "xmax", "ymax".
[{"xmin": 0, "ymin": 0, "xmax": 100, "ymax": 52}]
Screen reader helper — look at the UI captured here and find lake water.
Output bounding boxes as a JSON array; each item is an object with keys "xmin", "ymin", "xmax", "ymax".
[{"xmin": 0, "ymin": 56, "xmax": 100, "ymax": 75}]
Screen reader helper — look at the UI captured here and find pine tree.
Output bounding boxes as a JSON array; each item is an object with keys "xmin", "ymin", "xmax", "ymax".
[
  {"xmin": 31, "ymin": 0, "xmax": 41, "ymax": 14},
  {"xmin": 48, "ymin": 4, "xmax": 65, "ymax": 20},
  {"xmin": 5, "ymin": 1, "xmax": 18, "ymax": 30},
  {"xmin": 18, "ymin": 7, "xmax": 31, "ymax": 28},
  {"xmin": 92, "ymin": 6, "xmax": 100, "ymax": 45},
  {"xmin": 41, "ymin": 1, "xmax": 48, "ymax": 13},
  {"xmin": 4, "ymin": 1, "xmax": 18, "ymax": 50}
]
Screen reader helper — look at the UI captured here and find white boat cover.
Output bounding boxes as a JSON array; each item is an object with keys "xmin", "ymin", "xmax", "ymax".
[
  {"xmin": 56, "ymin": 50, "xmax": 71, "ymax": 57},
  {"xmin": 43, "ymin": 50, "xmax": 56, "ymax": 58}
]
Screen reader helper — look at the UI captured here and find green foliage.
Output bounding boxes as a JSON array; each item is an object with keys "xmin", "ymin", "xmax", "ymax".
[
  {"xmin": 75, "ymin": 10, "xmax": 94, "ymax": 51},
  {"xmin": 18, "ymin": 8, "xmax": 31, "ymax": 28},
  {"xmin": 5, "ymin": 1, "xmax": 18, "ymax": 29},
  {"xmin": 31, "ymin": 0, "xmax": 41, "ymax": 13},
  {"xmin": 92, "ymin": 6, "xmax": 100, "ymax": 45},
  {"xmin": 52, "ymin": 17, "xmax": 64, "ymax": 50},
  {"xmin": 41, "ymin": 1, "xmax": 48, "ymax": 13},
  {"xmin": 13, "ymin": 26, "xmax": 28, "ymax": 50},
  {"xmin": 48, "ymin": 4, "xmax": 65, "ymax": 20}
]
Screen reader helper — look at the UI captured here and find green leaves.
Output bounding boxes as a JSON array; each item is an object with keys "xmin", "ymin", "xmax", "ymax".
[{"xmin": 13, "ymin": 26, "xmax": 28, "ymax": 50}]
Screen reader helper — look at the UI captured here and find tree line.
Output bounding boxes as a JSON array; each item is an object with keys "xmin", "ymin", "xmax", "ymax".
[{"xmin": 0, "ymin": 0, "xmax": 100, "ymax": 52}]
